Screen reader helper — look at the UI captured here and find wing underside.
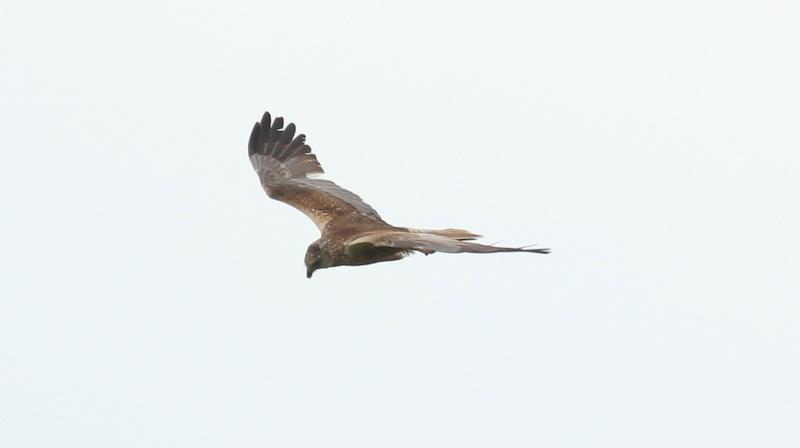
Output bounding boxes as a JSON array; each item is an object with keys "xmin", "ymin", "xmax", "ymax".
[
  {"xmin": 248, "ymin": 112, "xmax": 382, "ymax": 230},
  {"xmin": 348, "ymin": 230, "xmax": 550, "ymax": 255}
]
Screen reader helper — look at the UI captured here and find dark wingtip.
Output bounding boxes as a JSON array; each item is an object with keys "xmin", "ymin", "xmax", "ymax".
[
  {"xmin": 272, "ymin": 116, "xmax": 284, "ymax": 132},
  {"xmin": 517, "ymin": 243, "xmax": 550, "ymax": 254},
  {"xmin": 526, "ymin": 248, "xmax": 551, "ymax": 254},
  {"xmin": 281, "ymin": 123, "xmax": 296, "ymax": 143},
  {"xmin": 249, "ymin": 110, "xmax": 315, "ymax": 165},
  {"xmin": 248, "ymin": 122, "xmax": 261, "ymax": 156},
  {"xmin": 258, "ymin": 112, "xmax": 272, "ymax": 147}
]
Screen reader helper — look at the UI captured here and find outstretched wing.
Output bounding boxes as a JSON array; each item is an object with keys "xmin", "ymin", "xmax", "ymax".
[
  {"xmin": 347, "ymin": 231, "xmax": 550, "ymax": 255},
  {"xmin": 248, "ymin": 111, "xmax": 382, "ymax": 230}
]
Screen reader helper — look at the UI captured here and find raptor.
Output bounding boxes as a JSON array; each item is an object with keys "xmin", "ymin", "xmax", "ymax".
[{"xmin": 248, "ymin": 111, "xmax": 549, "ymax": 278}]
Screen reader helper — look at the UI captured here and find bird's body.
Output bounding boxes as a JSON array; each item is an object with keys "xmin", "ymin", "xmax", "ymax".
[{"xmin": 248, "ymin": 111, "xmax": 549, "ymax": 278}]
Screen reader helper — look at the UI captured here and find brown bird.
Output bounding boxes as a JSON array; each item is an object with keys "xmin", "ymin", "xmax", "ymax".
[{"xmin": 249, "ymin": 111, "xmax": 550, "ymax": 278}]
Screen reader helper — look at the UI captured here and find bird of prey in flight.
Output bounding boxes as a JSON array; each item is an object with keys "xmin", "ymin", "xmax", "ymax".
[{"xmin": 249, "ymin": 111, "xmax": 550, "ymax": 278}]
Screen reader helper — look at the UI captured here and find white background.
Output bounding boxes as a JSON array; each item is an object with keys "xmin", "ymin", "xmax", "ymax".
[{"xmin": 2, "ymin": 1, "xmax": 798, "ymax": 446}]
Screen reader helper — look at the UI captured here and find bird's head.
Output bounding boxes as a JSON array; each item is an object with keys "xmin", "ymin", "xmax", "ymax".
[{"xmin": 304, "ymin": 242, "xmax": 324, "ymax": 279}]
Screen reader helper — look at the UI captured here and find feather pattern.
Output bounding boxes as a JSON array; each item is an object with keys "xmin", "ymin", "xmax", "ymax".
[
  {"xmin": 248, "ymin": 113, "xmax": 382, "ymax": 230},
  {"xmin": 347, "ymin": 231, "xmax": 550, "ymax": 254}
]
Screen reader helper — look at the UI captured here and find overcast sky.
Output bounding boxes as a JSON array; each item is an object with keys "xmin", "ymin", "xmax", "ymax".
[{"xmin": 2, "ymin": 1, "xmax": 799, "ymax": 447}]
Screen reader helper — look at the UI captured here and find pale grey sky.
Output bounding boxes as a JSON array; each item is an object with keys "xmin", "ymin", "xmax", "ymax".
[{"xmin": 2, "ymin": 1, "xmax": 799, "ymax": 447}]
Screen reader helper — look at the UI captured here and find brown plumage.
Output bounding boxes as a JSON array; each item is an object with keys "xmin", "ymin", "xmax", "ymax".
[{"xmin": 248, "ymin": 111, "xmax": 550, "ymax": 278}]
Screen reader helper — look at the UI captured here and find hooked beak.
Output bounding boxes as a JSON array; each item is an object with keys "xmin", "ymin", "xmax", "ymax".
[{"xmin": 306, "ymin": 268, "xmax": 314, "ymax": 279}]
